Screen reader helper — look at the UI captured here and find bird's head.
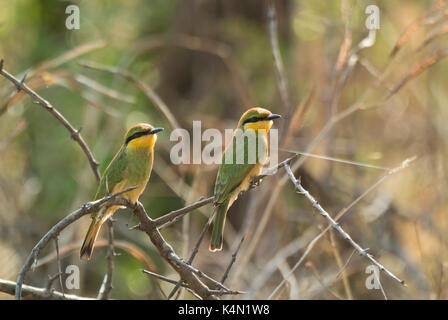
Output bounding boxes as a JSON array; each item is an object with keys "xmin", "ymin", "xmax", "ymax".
[
  {"xmin": 237, "ymin": 107, "xmax": 281, "ymax": 132},
  {"xmin": 124, "ymin": 123, "xmax": 163, "ymax": 149}
]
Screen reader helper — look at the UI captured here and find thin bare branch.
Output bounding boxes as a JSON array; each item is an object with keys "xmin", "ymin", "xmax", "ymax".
[
  {"xmin": 221, "ymin": 236, "xmax": 245, "ymax": 284},
  {"xmin": 35, "ymin": 239, "xmax": 156, "ymax": 271},
  {"xmin": 97, "ymin": 219, "xmax": 115, "ymax": 300},
  {"xmin": 0, "ymin": 60, "xmax": 101, "ymax": 183},
  {"xmin": 73, "ymin": 73, "xmax": 136, "ymax": 104},
  {"xmin": 0, "ymin": 279, "xmax": 93, "ymax": 300},
  {"xmin": 282, "ymin": 86, "xmax": 315, "ymax": 148},
  {"xmin": 388, "ymin": 47, "xmax": 448, "ymax": 98},
  {"xmin": 142, "ymin": 269, "xmax": 202, "ymax": 300},
  {"xmin": 328, "ymin": 229, "xmax": 353, "ymax": 300},
  {"xmin": 284, "ymin": 161, "xmax": 406, "ymax": 286},
  {"xmin": 131, "ymin": 201, "xmax": 219, "ymax": 300},
  {"xmin": 155, "ymin": 197, "xmax": 214, "ymax": 229},
  {"xmin": 305, "ymin": 261, "xmax": 344, "ymax": 300},
  {"xmin": 390, "ymin": 0, "xmax": 447, "ymax": 57},
  {"xmin": 166, "ymin": 206, "xmax": 218, "ymax": 299},
  {"xmin": 54, "ymin": 236, "xmax": 64, "ymax": 298},
  {"xmin": 44, "ymin": 272, "xmax": 62, "ymax": 293},
  {"xmin": 14, "ymin": 186, "xmax": 137, "ymax": 299},
  {"xmin": 267, "ymin": 0, "xmax": 292, "ymax": 138},
  {"xmin": 31, "ymin": 40, "xmax": 107, "ymax": 76},
  {"xmin": 267, "ymin": 157, "xmax": 415, "ymax": 299}
]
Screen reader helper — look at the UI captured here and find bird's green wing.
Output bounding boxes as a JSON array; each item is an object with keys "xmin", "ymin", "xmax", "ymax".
[
  {"xmin": 94, "ymin": 146, "xmax": 128, "ymax": 200},
  {"xmin": 214, "ymin": 131, "xmax": 257, "ymax": 204}
]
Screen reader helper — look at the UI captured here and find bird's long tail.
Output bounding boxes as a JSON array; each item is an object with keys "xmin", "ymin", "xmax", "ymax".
[
  {"xmin": 80, "ymin": 217, "xmax": 103, "ymax": 260},
  {"xmin": 80, "ymin": 207, "xmax": 113, "ymax": 259},
  {"xmin": 209, "ymin": 200, "xmax": 229, "ymax": 252}
]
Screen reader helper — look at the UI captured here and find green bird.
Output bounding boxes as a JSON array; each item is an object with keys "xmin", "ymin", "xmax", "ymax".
[
  {"xmin": 210, "ymin": 107, "xmax": 281, "ymax": 252},
  {"xmin": 80, "ymin": 123, "xmax": 163, "ymax": 259}
]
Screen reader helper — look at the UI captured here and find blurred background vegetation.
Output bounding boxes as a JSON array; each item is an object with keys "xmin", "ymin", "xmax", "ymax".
[{"xmin": 1, "ymin": 0, "xmax": 448, "ymax": 299}]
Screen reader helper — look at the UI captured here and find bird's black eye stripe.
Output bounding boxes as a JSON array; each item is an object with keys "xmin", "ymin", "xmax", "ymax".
[
  {"xmin": 243, "ymin": 115, "xmax": 275, "ymax": 125},
  {"xmin": 126, "ymin": 130, "xmax": 150, "ymax": 144},
  {"xmin": 242, "ymin": 116, "xmax": 261, "ymax": 125}
]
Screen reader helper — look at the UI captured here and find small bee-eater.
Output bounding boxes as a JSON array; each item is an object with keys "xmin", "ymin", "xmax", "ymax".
[
  {"xmin": 210, "ymin": 107, "xmax": 281, "ymax": 252},
  {"xmin": 80, "ymin": 123, "xmax": 163, "ymax": 259}
]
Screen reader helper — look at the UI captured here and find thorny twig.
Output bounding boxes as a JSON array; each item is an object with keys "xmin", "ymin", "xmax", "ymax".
[
  {"xmin": 131, "ymin": 201, "xmax": 244, "ymax": 299},
  {"xmin": 44, "ymin": 272, "xmax": 62, "ymax": 295},
  {"xmin": 142, "ymin": 269, "xmax": 203, "ymax": 299},
  {"xmin": 166, "ymin": 206, "xmax": 218, "ymax": 299},
  {"xmin": 267, "ymin": 158, "xmax": 414, "ymax": 299},
  {"xmin": 221, "ymin": 236, "xmax": 245, "ymax": 284},
  {"xmin": 283, "ymin": 161, "xmax": 407, "ymax": 286}
]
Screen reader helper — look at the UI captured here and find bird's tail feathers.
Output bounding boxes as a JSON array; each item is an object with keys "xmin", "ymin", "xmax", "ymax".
[
  {"xmin": 209, "ymin": 200, "xmax": 229, "ymax": 252},
  {"xmin": 80, "ymin": 207, "xmax": 112, "ymax": 259}
]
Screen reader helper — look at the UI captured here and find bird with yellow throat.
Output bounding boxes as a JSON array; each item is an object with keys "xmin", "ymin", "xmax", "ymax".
[
  {"xmin": 80, "ymin": 123, "xmax": 163, "ymax": 259},
  {"xmin": 210, "ymin": 107, "xmax": 281, "ymax": 252}
]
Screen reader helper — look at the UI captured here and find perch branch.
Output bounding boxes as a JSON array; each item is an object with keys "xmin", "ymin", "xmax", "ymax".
[
  {"xmin": 14, "ymin": 186, "xmax": 137, "ymax": 299},
  {"xmin": 154, "ymin": 197, "xmax": 214, "ymax": 229},
  {"xmin": 131, "ymin": 201, "xmax": 219, "ymax": 300},
  {"xmin": 166, "ymin": 207, "xmax": 218, "ymax": 299}
]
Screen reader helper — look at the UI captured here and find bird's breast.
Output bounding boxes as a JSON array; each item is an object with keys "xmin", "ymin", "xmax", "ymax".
[
  {"xmin": 112, "ymin": 180, "xmax": 146, "ymax": 204},
  {"xmin": 124, "ymin": 146, "xmax": 154, "ymax": 198},
  {"xmin": 229, "ymin": 163, "xmax": 263, "ymax": 207}
]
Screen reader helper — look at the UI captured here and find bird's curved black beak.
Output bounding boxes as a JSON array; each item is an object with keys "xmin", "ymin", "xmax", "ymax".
[
  {"xmin": 265, "ymin": 114, "xmax": 281, "ymax": 121},
  {"xmin": 150, "ymin": 127, "xmax": 164, "ymax": 134}
]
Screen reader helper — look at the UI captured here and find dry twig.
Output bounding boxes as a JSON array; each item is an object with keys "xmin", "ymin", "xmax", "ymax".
[
  {"xmin": 0, "ymin": 60, "xmax": 101, "ymax": 183},
  {"xmin": 0, "ymin": 279, "xmax": 94, "ymax": 300},
  {"xmin": 283, "ymin": 161, "xmax": 407, "ymax": 286},
  {"xmin": 14, "ymin": 186, "xmax": 137, "ymax": 299},
  {"xmin": 97, "ymin": 219, "xmax": 115, "ymax": 300}
]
